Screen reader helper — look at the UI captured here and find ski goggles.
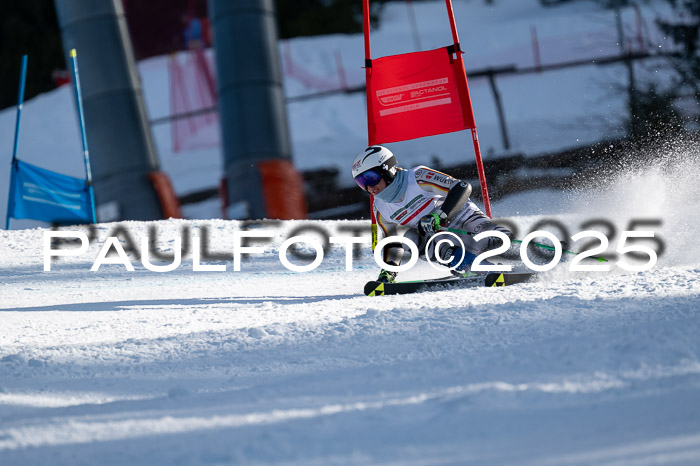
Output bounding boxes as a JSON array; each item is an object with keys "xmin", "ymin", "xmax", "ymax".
[{"xmin": 354, "ymin": 170, "xmax": 383, "ymax": 191}]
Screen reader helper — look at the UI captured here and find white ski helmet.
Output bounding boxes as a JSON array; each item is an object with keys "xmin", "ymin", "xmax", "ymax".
[{"xmin": 351, "ymin": 145, "xmax": 398, "ymax": 190}]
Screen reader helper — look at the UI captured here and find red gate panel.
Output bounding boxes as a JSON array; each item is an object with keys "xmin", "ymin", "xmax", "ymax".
[{"xmin": 366, "ymin": 46, "xmax": 475, "ymax": 145}]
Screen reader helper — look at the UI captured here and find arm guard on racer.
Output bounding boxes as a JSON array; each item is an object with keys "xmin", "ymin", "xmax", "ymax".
[
  {"xmin": 418, "ymin": 178, "xmax": 473, "ymax": 236},
  {"xmin": 440, "ymin": 181, "xmax": 472, "ymax": 221}
]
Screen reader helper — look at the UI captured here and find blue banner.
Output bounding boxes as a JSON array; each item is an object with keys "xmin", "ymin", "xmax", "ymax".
[{"xmin": 7, "ymin": 160, "xmax": 94, "ymax": 224}]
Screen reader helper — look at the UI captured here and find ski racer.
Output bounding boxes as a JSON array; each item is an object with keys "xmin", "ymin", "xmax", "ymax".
[{"xmin": 352, "ymin": 145, "xmax": 512, "ymax": 284}]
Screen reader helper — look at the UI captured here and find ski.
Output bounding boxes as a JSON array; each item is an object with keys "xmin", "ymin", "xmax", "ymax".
[
  {"xmin": 484, "ymin": 272, "xmax": 537, "ymax": 287},
  {"xmin": 364, "ymin": 272, "xmax": 537, "ymax": 296},
  {"xmin": 364, "ymin": 274, "xmax": 482, "ymax": 296}
]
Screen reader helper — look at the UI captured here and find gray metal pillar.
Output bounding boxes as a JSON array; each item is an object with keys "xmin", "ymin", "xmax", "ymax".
[
  {"xmin": 209, "ymin": 0, "xmax": 295, "ymax": 219},
  {"xmin": 54, "ymin": 0, "xmax": 163, "ymax": 221}
]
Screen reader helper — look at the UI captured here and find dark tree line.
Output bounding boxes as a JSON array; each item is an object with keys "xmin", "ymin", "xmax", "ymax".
[
  {"xmin": 276, "ymin": 0, "xmax": 388, "ymax": 39},
  {"xmin": 542, "ymin": 0, "xmax": 699, "ymax": 141},
  {"xmin": 656, "ymin": 0, "xmax": 700, "ymax": 87},
  {"xmin": 634, "ymin": 0, "xmax": 700, "ymax": 139},
  {"xmin": 0, "ymin": 0, "xmax": 387, "ymax": 111},
  {"xmin": 0, "ymin": 0, "xmax": 64, "ymax": 110},
  {"xmin": 637, "ymin": 0, "xmax": 700, "ymax": 139}
]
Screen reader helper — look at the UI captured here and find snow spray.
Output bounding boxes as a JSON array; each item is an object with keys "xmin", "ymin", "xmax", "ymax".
[{"xmin": 562, "ymin": 138, "xmax": 700, "ymax": 266}]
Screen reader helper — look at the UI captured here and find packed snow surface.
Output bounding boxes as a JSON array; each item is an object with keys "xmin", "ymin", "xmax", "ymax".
[
  {"xmin": 1, "ymin": 0, "xmax": 699, "ymax": 463},
  {"xmin": 1, "ymin": 220, "xmax": 700, "ymax": 465},
  {"xmin": 1, "ymin": 156, "xmax": 700, "ymax": 464}
]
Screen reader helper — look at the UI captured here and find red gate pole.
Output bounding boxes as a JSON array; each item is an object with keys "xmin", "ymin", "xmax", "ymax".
[
  {"xmin": 362, "ymin": 0, "xmax": 378, "ymax": 248},
  {"xmin": 363, "ymin": 0, "xmax": 375, "ymax": 145},
  {"xmin": 444, "ymin": 0, "xmax": 493, "ymax": 217}
]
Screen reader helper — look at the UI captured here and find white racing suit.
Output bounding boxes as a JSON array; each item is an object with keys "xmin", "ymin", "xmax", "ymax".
[{"xmin": 373, "ymin": 166, "xmax": 511, "ymax": 274}]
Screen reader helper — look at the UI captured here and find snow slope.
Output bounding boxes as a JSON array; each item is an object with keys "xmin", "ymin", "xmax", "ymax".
[
  {"xmin": 1, "ymin": 1, "xmax": 699, "ymax": 463},
  {"xmin": 1, "ymin": 154, "xmax": 699, "ymax": 464},
  {"xmin": 1, "ymin": 221, "xmax": 699, "ymax": 465}
]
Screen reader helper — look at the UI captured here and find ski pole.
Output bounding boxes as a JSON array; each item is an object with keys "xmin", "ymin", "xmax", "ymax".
[{"xmin": 439, "ymin": 226, "xmax": 609, "ymax": 263}]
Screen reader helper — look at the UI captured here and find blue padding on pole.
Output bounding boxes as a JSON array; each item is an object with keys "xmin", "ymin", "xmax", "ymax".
[{"xmin": 7, "ymin": 160, "xmax": 94, "ymax": 225}]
